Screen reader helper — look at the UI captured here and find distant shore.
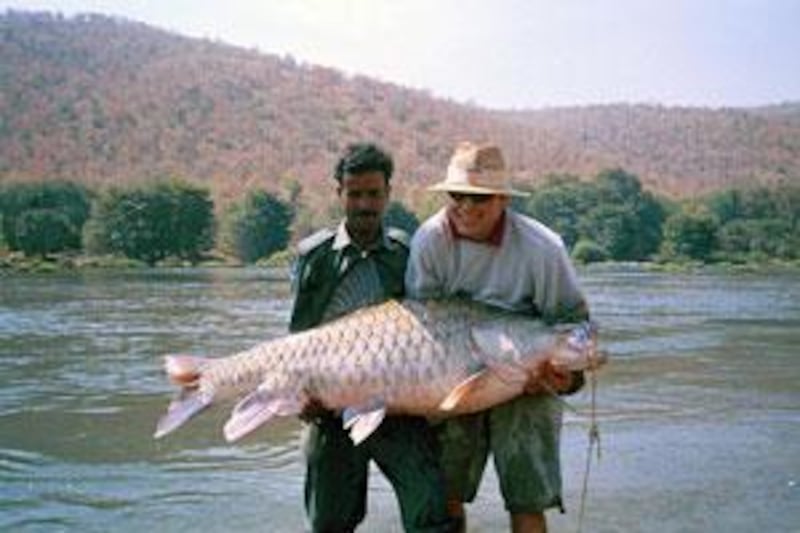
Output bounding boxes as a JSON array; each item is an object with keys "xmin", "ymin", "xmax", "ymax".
[
  {"xmin": 0, "ymin": 250, "xmax": 290, "ymax": 273},
  {"xmin": 2, "ymin": 250, "xmax": 798, "ymax": 276}
]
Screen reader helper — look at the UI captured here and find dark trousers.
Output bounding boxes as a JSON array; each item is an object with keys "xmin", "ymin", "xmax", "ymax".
[{"xmin": 304, "ymin": 415, "xmax": 454, "ymax": 533}]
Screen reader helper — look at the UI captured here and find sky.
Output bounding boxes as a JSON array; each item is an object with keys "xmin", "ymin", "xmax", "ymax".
[{"xmin": 2, "ymin": 0, "xmax": 799, "ymax": 110}]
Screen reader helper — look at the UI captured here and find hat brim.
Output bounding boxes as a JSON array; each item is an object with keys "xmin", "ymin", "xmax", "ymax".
[{"xmin": 427, "ymin": 182, "xmax": 530, "ymax": 197}]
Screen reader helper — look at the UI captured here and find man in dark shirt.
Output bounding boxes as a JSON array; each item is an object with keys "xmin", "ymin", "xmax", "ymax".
[{"xmin": 290, "ymin": 142, "xmax": 453, "ymax": 533}]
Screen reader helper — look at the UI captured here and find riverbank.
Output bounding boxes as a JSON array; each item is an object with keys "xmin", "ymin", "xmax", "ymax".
[
  {"xmin": 3, "ymin": 249, "xmax": 798, "ymax": 276},
  {"xmin": 0, "ymin": 249, "xmax": 295, "ymax": 274}
]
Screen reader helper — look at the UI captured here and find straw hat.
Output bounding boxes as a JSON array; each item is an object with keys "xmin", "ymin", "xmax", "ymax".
[{"xmin": 428, "ymin": 142, "xmax": 529, "ymax": 197}]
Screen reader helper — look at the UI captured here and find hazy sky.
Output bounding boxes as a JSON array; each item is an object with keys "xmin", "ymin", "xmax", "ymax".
[{"xmin": 3, "ymin": 0, "xmax": 799, "ymax": 109}]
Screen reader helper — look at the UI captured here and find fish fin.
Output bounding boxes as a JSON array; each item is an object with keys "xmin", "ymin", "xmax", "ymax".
[
  {"xmin": 342, "ymin": 400, "xmax": 387, "ymax": 445},
  {"xmin": 439, "ymin": 370, "xmax": 490, "ymax": 411},
  {"xmin": 439, "ymin": 361, "xmax": 528, "ymax": 412},
  {"xmin": 154, "ymin": 389, "xmax": 213, "ymax": 439},
  {"xmin": 224, "ymin": 390, "xmax": 303, "ymax": 442}
]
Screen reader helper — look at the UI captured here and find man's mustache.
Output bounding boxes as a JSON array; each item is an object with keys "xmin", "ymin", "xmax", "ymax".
[{"xmin": 352, "ymin": 210, "xmax": 379, "ymax": 218}]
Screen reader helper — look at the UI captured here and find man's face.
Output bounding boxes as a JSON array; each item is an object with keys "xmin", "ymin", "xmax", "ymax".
[
  {"xmin": 446, "ymin": 192, "xmax": 509, "ymax": 241},
  {"xmin": 338, "ymin": 170, "xmax": 390, "ymax": 239}
]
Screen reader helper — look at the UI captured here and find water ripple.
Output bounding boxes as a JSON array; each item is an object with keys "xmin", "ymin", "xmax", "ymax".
[
  {"xmin": 2, "ymin": 267, "xmax": 799, "ymax": 533},
  {"xmin": 0, "ymin": 448, "xmax": 50, "ymax": 473}
]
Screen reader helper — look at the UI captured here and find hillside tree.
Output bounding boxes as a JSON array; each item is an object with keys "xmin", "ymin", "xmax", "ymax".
[
  {"xmin": 0, "ymin": 181, "xmax": 91, "ymax": 255},
  {"xmin": 88, "ymin": 180, "xmax": 214, "ymax": 265},
  {"xmin": 220, "ymin": 190, "xmax": 294, "ymax": 264}
]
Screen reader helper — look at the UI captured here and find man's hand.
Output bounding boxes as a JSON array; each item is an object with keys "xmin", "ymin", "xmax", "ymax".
[{"xmin": 524, "ymin": 360, "xmax": 574, "ymax": 395}]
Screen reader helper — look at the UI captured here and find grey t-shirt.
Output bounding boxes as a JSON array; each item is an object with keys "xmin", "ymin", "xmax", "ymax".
[{"xmin": 406, "ymin": 207, "xmax": 586, "ymax": 322}]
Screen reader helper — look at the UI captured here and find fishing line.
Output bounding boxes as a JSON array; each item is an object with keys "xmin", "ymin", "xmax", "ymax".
[
  {"xmin": 576, "ymin": 361, "xmax": 602, "ymax": 533},
  {"xmin": 535, "ymin": 362, "xmax": 601, "ymax": 533}
]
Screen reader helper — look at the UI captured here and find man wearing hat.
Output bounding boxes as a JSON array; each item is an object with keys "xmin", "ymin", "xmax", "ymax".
[{"xmin": 406, "ymin": 142, "xmax": 589, "ymax": 532}]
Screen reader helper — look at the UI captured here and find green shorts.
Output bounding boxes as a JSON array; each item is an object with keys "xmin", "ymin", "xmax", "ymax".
[{"xmin": 435, "ymin": 394, "xmax": 564, "ymax": 514}]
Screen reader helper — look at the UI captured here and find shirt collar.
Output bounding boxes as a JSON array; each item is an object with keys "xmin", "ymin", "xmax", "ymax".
[
  {"xmin": 447, "ymin": 209, "xmax": 507, "ymax": 247},
  {"xmin": 331, "ymin": 220, "xmax": 391, "ymax": 252}
]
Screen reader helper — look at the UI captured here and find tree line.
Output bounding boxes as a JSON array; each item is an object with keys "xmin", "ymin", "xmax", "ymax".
[
  {"xmin": 514, "ymin": 168, "xmax": 799, "ymax": 264},
  {"xmin": 1, "ymin": 169, "xmax": 798, "ymax": 266},
  {"xmin": 0, "ymin": 178, "xmax": 418, "ymax": 266}
]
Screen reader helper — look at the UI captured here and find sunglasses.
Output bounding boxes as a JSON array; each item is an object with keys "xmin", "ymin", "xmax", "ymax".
[{"xmin": 448, "ymin": 192, "xmax": 494, "ymax": 204}]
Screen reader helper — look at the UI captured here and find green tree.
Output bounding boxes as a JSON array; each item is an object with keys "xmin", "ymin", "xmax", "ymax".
[
  {"xmin": 773, "ymin": 182, "xmax": 800, "ymax": 229},
  {"xmin": 571, "ymin": 238, "xmax": 609, "ymax": 264},
  {"xmin": 717, "ymin": 218, "xmax": 797, "ymax": 260},
  {"xmin": 520, "ymin": 175, "xmax": 596, "ymax": 248},
  {"xmin": 521, "ymin": 169, "xmax": 665, "ymax": 261},
  {"xmin": 168, "ymin": 183, "xmax": 215, "ymax": 263},
  {"xmin": 707, "ymin": 189, "xmax": 745, "ymax": 226},
  {"xmin": 220, "ymin": 190, "xmax": 293, "ymax": 264},
  {"xmin": 580, "ymin": 204, "xmax": 639, "ymax": 260},
  {"xmin": 590, "ymin": 169, "xmax": 665, "ymax": 260},
  {"xmin": 89, "ymin": 180, "xmax": 214, "ymax": 265},
  {"xmin": 660, "ymin": 206, "xmax": 717, "ymax": 261},
  {"xmin": 707, "ymin": 183, "xmax": 800, "ymax": 261},
  {"xmin": 594, "ymin": 168, "xmax": 643, "ymax": 203},
  {"xmin": 15, "ymin": 208, "xmax": 75, "ymax": 258},
  {"xmin": 0, "ymin": 181, "xmax": 91, "ymax": 252}
]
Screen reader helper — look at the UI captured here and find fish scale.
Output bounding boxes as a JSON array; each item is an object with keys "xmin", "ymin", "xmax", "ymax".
[{"xmin": 155, "ymin": 298, "xmax": 605, "ymax": 444}]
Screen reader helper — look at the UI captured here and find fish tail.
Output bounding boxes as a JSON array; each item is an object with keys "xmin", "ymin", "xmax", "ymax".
[
  {"xmin": 154, "ymin": 355, "xmax": 214, "ymax": 439},
  {"xmin": 163, "ymin": 354, "xmax": 209, "ymax": 386},
  {"xmin": 154, "ymin": 388, "xmax": 213, "ymax": 439}
]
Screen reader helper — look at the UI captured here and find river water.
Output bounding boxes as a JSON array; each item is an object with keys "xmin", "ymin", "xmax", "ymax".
[{"xmin": 1, "ymin": 267, "xmax": 798, "ymax": 532}]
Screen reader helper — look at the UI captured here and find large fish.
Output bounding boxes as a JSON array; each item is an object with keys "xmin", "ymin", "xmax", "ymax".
[{"xmin": 155, "ymin": 298, "xmax": 605, "ymax": 445}]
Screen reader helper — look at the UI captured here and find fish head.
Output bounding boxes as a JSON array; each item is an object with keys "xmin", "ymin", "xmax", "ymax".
[{"xmin": 550, "ymin": 321, "xmax": 607, "ymax": 372}]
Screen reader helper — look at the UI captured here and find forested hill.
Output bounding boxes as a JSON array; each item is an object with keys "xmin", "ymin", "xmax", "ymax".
[
  {"xmin": 496, "ymin": 104, "xmax": 800, "ymax": 195},
  {"xmin": 2, "ymin": 10, "xmax": 799, "ymax": 212}
]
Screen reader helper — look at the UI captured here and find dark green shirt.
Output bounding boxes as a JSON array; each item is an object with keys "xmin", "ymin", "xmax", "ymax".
[{"xmin": 289, "ymin": 221, "xmax": 409, "ymax": 333}]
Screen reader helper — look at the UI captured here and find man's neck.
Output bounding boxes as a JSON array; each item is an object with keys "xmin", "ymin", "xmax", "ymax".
[{"xmin": 346, "ymin": 224, "xmax": 381, "ymax": 250}]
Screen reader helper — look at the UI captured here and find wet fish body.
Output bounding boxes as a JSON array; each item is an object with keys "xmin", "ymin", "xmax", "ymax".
[{"xmin": 155, "ymin": 299, "xmax": 603, "ymax": 444}]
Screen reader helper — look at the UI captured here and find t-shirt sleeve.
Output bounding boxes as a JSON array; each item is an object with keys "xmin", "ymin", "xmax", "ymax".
[
  {"xmin": 538, "ymin": 239, "xmax": 589, "ymax": 323},
  {"xmin": 405, "ymin": 225, "xmax": 444, "ymax": 300}
]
